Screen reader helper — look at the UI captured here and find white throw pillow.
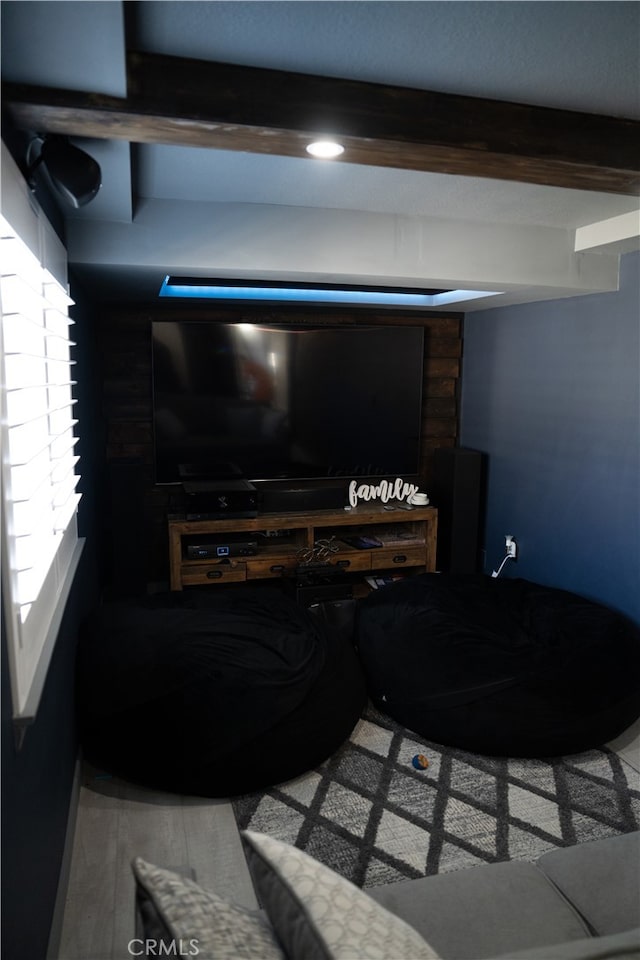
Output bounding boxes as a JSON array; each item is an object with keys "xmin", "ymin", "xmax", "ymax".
[{"xmin": 241, "ymin": 830, "xmax": 440, "ymax": 960}]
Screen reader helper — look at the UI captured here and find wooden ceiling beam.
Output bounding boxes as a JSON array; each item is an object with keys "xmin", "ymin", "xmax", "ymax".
[{"xmin": 4, "ymin": 50, "xmax": 639, "ymax": 195}]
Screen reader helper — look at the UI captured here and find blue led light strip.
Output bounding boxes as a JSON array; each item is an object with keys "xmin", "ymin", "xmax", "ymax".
[{"xmin": 159, "ymin": 277, "xmax": 502, "ymax": 307}]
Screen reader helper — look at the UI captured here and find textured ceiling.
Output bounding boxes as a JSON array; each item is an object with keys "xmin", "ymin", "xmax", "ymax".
[
  {"xmin": 135, "ymin": 1, "xmax": 640, "ymax": 118},
  {"xmin": 137, "ymin": 145, "xmax": 639, "ymax": 228}
]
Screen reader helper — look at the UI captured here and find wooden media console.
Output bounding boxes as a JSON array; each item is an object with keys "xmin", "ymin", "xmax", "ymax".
[{"xmin": 168, "ymin": 503, "xmax": 437, "ymax": 591}]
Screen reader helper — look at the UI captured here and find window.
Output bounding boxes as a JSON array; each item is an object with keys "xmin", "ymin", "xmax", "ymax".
[{"xmin": 1, "ymin": 147, "xmax": 84, "ymax": 729}]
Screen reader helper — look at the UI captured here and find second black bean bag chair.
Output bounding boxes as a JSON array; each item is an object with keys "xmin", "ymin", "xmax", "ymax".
[
  {"xmin": 355, "ymin": 574, "xmax": 640, "ymax": 757},
  {"xmin": 77, "ymin": 589, "xmax": 367, "ymax": 796}
]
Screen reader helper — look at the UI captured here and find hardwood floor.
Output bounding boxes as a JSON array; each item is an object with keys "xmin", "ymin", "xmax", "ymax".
[
  {"xmin": 57, "ymin": 763, "xmax": 257, "ymax": 960},
  {"xmin": 56, "ymin": 722, "xmax": 640, "ymax": 960}
]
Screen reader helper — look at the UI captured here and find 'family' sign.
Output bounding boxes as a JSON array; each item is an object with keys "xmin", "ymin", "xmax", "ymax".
[{"xmin": 348, "ymin": 477, "xmax": 419, "ymax": 508}]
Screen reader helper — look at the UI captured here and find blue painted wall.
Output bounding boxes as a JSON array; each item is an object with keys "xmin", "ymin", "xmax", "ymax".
[{"xmin": 460, "ymin": 251, "xmax": 639, "ymax": 624}]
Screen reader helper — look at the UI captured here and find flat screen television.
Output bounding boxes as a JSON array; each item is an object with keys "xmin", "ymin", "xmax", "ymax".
[{"xmin": 151, "ymin": 321, "xmax": 424, "ymax": 486}]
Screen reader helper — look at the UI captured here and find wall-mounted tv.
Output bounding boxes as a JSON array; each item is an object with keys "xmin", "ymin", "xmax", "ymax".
[{"xmin": 151, "ymin": 321, "xmax": 424, "ymax": 486}]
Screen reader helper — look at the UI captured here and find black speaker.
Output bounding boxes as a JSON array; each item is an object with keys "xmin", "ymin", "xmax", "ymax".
[
  {"xmin": 107, "ymin": 461, "xmax": 149, "ymax": 596},
  {"xmin": 432, "ymin": 447, "xmax": 484, "ymax": 574}
]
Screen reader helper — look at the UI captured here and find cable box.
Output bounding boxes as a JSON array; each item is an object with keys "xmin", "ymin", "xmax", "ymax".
[{"xmin": 186, "ymin": 537, "xmax": 259, "ymax": 559}]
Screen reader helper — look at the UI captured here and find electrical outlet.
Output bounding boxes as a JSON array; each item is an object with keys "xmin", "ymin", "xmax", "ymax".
[{"xmin": 505, "ymin": 535, "xmax": 517, "ymax": 559}]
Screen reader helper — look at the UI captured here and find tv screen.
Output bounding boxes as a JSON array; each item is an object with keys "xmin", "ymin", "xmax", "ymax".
[{"xmin": 151, "ymin": 321, "xmax": 424, "ymax": 484}]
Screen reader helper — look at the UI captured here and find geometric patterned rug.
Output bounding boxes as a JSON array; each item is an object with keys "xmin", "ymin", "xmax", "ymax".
[{"xmin": 232, "ymin": 703, "xmax": 640, "ymax": 889}]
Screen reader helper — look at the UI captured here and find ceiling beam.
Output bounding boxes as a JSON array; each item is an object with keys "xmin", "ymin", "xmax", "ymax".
[{"xmin": 4, "ymin": 51, "xmax": 639, "ymax": 196}]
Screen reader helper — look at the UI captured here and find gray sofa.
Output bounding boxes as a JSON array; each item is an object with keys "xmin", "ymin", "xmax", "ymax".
[
  {"xmin": 367, "ymin": 830, "xmax": 640, "ymax": 959},
  {"xmin": 132, "ymin": 830, "xmax": 640, "ymax": 960}
]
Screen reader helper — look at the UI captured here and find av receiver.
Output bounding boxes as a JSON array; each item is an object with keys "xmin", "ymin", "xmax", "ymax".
[{"xmin": 182, "ymin": 478, "xmax": 258, "ymax": 520}]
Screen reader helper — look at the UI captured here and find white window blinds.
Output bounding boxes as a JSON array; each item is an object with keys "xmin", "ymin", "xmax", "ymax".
[{"xmin": 1, "ymin": 170, "xmax": 84, "ymax": 725}]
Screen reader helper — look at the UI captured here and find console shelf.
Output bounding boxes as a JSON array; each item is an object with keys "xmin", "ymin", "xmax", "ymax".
[{"xmin": 168, "ymin": 503, "xmax": 437, "ymax": 591}]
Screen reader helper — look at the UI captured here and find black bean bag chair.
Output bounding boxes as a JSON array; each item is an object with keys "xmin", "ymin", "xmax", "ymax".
[
  {"xmin": 355, "ymin": 574, "xmax": 640, "ymax": 757},
  {"xmin": 77, "ymin": 589, "xmax": 367, "ymax": 796}
]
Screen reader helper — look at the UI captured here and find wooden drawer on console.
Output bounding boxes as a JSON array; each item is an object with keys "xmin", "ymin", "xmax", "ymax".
[
  {"xmin": 246, "ymin": 556, "xmax": 300, "ymax": 579},
  {"xmin": 373, "ymin": 545, "xmax": 426, "ymax": 568},
  {"xmin": 181, "ymin": 562, "xmax": 247, "ymax": 586},
  {"xmin": 325, "ymin": 552, "xmax": 372, "ymax": 573}
]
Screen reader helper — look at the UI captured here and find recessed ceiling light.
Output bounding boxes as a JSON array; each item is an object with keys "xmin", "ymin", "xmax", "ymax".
[{"xmin": 306, "ymin": 140, "xmax": 345, "ymax": 159}]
